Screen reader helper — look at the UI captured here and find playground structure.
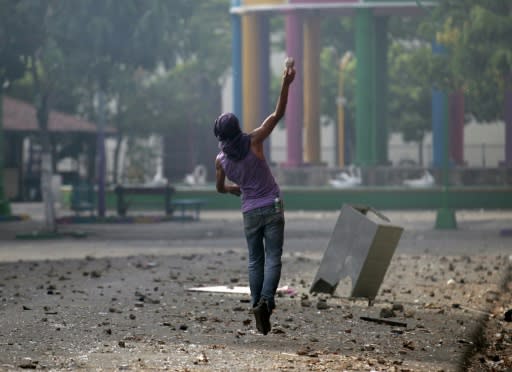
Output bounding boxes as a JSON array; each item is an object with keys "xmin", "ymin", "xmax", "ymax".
[
  {"xmin": 227, "ymin": 0, "xmax": 512, "ymax": 227},
  {"xmin": 230, "ymin": 0, "xmax": 512, "ymax": 169}
]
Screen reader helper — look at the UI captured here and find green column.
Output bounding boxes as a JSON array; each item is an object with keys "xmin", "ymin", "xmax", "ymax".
[
  {"xmin": 0, "ymin": 93, "xmax": 11, "ymax": 215},
  {"xmin": 435, "ymin": 94, "xmax": 457, "ymax": 229},
  {"xmin": 355, "ymin": 9, "xmax": 375, "ymax": 166},
  {"xmin": 375, "ymin": 16, "xmax": 389, "ymax": 165}
]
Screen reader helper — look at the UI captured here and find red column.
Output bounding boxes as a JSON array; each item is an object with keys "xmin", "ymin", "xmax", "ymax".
[
  {"xmin": 449, "ymin": 90, "xmax": 464, "ymax": 165},
  {"xmin": 285, "ymin": 11, "xmax": 303, "ymax": 167}
]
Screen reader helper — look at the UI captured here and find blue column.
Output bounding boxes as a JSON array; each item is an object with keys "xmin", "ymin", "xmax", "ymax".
[
  {"xmin": 231, "ymin": 0, "xmax": 242, "ymax": 120},
  {"xmin": 432, "ymin": 41, "xmax": 457, "ymax": 229},
  {"xmin": 431, "ymin": 41, "xmax": 445, "ymax": 168}
]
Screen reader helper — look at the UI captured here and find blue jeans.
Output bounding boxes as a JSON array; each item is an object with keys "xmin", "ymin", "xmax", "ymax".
[{"xmin": 243, "ymin": 204, "xmax": 285, "ymax": 311}]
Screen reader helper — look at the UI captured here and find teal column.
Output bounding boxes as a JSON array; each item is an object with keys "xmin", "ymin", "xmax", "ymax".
[
  {"xmin": 355, "ymin": 8, "xmax": 375, "ymax": 166},
  {"xmin": 375, "ymin": 16, "xmax": 389, "ymax": 165},
  {"xmin": 431, "ymin": 40, "xmax": 456, "ymax": 229},
  {"xmin": 0, "ymin": 93, "xmax": 11, "ymax": 215},
  {"xmin": 435, "ymin": 94, "xmax": 457, "ymax": 229}
]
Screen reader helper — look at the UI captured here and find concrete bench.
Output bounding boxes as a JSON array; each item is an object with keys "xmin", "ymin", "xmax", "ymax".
[
  {"xmin": 114, "ymin": 184, "xmax": 175, "ymax": 216},
  {"xmin": 169, "ymin": 199, "xmax": 206, "ymax": 221},
  {"xmin": 70, "ymin": 183, "xmax": 95, "ymax": 215}
]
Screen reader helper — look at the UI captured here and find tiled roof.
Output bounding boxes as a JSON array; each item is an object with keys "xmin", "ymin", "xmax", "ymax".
[{"xmin": 2, "ymin": 96, "xmax": 115, "ymax": 134}]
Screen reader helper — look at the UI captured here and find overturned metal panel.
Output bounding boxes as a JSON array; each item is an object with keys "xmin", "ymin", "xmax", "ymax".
[{"xmin": 310, "ymin": 204, "xmax": 403, "ymax": 300}]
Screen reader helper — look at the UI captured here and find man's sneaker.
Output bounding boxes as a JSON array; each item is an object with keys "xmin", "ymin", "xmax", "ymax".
[{"xmin": 253, "ymin": 299, "xmax": 271, "ymax": 335}]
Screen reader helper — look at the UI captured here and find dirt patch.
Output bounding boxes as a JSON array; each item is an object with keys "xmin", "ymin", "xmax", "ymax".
[
  {"xmin": 462, "ymin": 262, "xmax": 512, "ymax": 371},
  {"xmin": 0, "ymin": 250, "xmax": 509, "ymax": 371}
]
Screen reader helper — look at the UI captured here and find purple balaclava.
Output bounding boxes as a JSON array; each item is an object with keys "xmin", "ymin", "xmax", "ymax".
[{"xmin": 214, "ymin": 112, "xmax": 250, "ymax": 161}]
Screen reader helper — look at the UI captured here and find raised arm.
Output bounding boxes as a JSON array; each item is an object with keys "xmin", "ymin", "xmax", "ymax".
[{"xmin": 250, "ymin": 66, "xmax": 296, "ymax": 145}]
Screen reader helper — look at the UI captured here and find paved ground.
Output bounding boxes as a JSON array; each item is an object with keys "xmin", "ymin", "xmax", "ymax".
[{"xmin": 0, "ymin": 204, "xmax": 511, "ymax": 371}]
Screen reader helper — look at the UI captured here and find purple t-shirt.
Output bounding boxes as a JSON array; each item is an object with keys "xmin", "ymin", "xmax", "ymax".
[{"xmin": 218, "ymin": 150, "xmax": 280, "ymax": 213}]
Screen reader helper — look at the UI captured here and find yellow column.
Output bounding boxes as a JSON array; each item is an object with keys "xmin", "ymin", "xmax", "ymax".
[
  {"xmin": 303, "ymin": 16, "xmax": 321, "ymax": 164},
  {"xmin": 338, "ymin": 52, "xmax": 353, "ymax": 167},
  {"xmin": 242, "ymin": 14, "xmax": 262, "ymax": 132}
]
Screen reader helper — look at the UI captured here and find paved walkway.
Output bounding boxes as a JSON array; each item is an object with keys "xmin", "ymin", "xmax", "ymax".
[{"xmin": 1, "ymin": 203, "xmax": 511, "ymax": 262}]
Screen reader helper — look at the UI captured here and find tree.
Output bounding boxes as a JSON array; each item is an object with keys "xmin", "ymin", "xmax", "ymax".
[
  {"xmin": 0, "ymin": 0, "xmax": 45, "ymax": 215},
  {"xmin": 387, "ymin": 41, "xmax": 433, "ymax": 165},
  {"xmin": 317, "ymin": 15, "xmax": 433, "ymax": 164},
  {"xmin": 106, "ymin": 0, "xmax": 232, "ymax": 182},
  {"xmin": 0, "ymin": 0, "xmax": 61, "ymax": 228},
  {"xmin": 423, "ymin": 0, "xmax": 512, "ymax": 122},
  {"xmin": 48, "ymin": 0, "xmax": 192, "ymax": 216}
]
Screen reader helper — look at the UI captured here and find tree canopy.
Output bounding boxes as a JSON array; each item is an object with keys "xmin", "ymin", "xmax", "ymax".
[
  {"xmin": 0, "ymin": 0, "xmax": 46, "ymax": 86},
  {"xmin": 423, "ymin": 0, "xmax": 512, "ymax": 122},
  {"xmin": 313, "ymin": 0, "xmax": 511, "ymax": 149}
]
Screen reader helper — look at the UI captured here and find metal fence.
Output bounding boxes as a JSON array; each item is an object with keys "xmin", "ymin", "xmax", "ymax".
[
  {"xmin": 270, "ymin": 143, "xmax": 505, "ymax": 168},
  {"xmin": 388, "ymin": 143, "xmax": 505, "ymax": 168}
]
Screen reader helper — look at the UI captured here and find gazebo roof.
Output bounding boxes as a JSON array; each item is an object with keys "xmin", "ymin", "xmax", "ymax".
[{"xmin": 2, "ymin": 96, "xmax": 115, "ymax": 134}]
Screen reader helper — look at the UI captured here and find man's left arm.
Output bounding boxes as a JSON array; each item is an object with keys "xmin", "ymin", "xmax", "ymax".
[{"xmin": 215, "ymin": 157, "xmax": 241, "ymax": 196}]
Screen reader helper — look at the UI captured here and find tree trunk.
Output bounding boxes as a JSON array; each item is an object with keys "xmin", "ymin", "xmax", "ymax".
[
  {"xmin": 113, "ymin": 133, "xmax": 123, "ymax": 185},
  {"xmin": 505, "ymin": 73, "xmax": 512, "ymax": 166},
  {"xmin": 37, "ymin": 94, "xmax": 57, "ymax": 233},
  {"xmin": 96, "ymin": 87, "xmax": 106, "ymax": 217},
  {"xmin": 0, "ymin": 90, "xmax": 11, "ymax": 215},
  {"xmin": 418, "ymin": 136, "xmax": 424, "ymax": 167}
]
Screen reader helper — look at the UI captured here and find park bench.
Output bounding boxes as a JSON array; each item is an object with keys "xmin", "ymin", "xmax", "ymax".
[
  {"xmin": 114, "ymin": 184, "xmax": 175, "ymax": 217},
  {"xmin": 169, "ymin": 198, "xmax": 206, "ymax": 221},
  {"xmin": 0, "ymin": 199, "xmax": 8, "ymax": 214},
  {"xmin": 70, "ymin": 182, "xmax": 95, "ymax": 215}
]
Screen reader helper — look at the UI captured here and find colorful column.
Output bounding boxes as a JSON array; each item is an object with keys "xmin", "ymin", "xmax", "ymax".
[
  {"xmin": 505, "ymin": 74, "xmax": 512, "ymax": 166},
  {"xmin": 231, "ymin": 0, "xmax": 242, "ymax": 120},
  {"xmin": 432, "ymin": 41, "xmax": 456, "ymax": 229},
  {"xmin": 285, "ymin": 10, "xmax": 304, "ymax": 167},
  {"xmin": 259, "ymin": 16, "xmax": 271, "ymax": 159},
  {"xmin": 242, "ymin": 13, "xmax": 263, "ymax": 132},
  {"xmin": 303, "ymin": 15, "xmax": 321, "ymax": 164},
  {"xmin": 355, "ymin": 8, "xmax": 375, "ymax": 166},
  {"xmin": 337, "ymin": 66, "xmax": 345, "ymax": 167},
  {"xmin": 449, "ymin": 90, "xmax": 464, "ymax": 165},
  {"xmin": 431, "ymin": 41, "xmax": 445, "ymax": 168},
  {"xmin": 338, "ymin": 51, "xmax": 354, "ymax": 167},
  {"xmin": 375, "ymin": 16, "xmax": 389, "ymax": 165},
  {"xmin": 432, "ymin": 89, "xmax": 445, "ymax": 168},
  {"xmin": 435, "ymin": 93, "xmax": 457, "ymax": 229}
]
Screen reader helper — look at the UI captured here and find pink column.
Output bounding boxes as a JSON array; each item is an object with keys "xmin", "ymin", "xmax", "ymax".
[
  {"xmin": 449, "ymin": 90, "xmax": 464, "ymax": 165},
  {"xmin": 505, "ymin": 75, "xmax": 512, "ymax": 166},
  {"xmin": 285, "ymin": 10, "xmax": 303, "ymax": 167}
]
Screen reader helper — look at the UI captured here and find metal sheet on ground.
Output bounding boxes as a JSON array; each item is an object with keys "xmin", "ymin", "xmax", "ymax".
[{"xmin": 187, "ymin": 285, "xmax": 297, "ymax": 296}]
